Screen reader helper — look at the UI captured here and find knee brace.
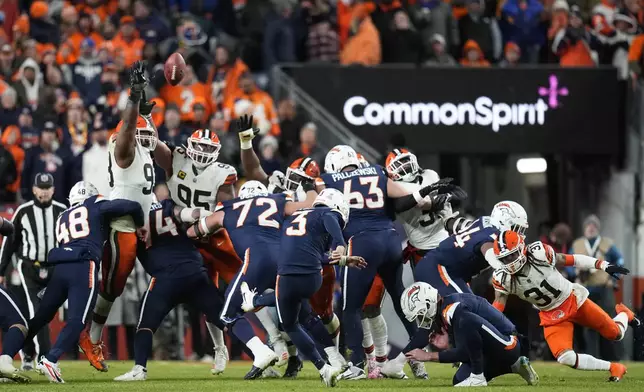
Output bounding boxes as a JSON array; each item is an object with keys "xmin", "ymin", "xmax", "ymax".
[
  {"xmin": 557, "ymin": 350, "xmax": 578, "ymax": 368},
  {"xmin": 361, "ymin": 305, "xmax": 381, "ymax": 319}
]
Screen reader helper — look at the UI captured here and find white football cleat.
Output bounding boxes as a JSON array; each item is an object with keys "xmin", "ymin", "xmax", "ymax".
[
  {"xmin": 261, "ymin": 367, "xmax": 282, "ymax": 378},
  {"xmin": 514, "ymin": 356, "xmax": 539, "ymax": 385},
  {"xmin": 319, "ymin": 364, "xmax": 342, "ymax": 387},
  {"xmin": 211, "ymin": 346, "xmax": 229, "ymax": 375},
  {"xmin": 271, "ymin": 337, "xmax": 289, "ymax": 367},
  {"xmin": 36, "ymin": 357, "xmax": 64, "ymax": 383},
  {"xmin": 0, "ymin": 355, "xmax": 30, "ymax": 383},
  {"xmin": 340, "ymin": 362, "xmax": 366, "ymax": 380},
  {"xmin": 114, "ymin": 365, "xmax": 147, "ymax": 381},
  {"xmin": 380, "ymin": 360, "xmax": 408, "ymax": 379},
  {"xmin": 455, "ymin": 373, "xmax": 487, "ymax": 387},
  {"xmin": 240, "ymin": 282, "xmax": 257, "ymax": 312},
  {"xmin": 253, "ymin": 345, "xmax": 279, "ymax": 370},
  {"xmin": 20, "ymin": 357, "xmax": 34, "ymax": 372}
]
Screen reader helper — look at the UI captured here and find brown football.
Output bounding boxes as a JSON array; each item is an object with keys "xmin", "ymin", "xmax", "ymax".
[{"xmin": 164, "ymin": 52, "xmax": 186, "ymax": 86}]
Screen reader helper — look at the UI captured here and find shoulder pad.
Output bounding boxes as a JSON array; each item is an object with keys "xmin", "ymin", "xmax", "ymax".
[
  {"xmin": 481, "ymin": 216, "xmax": 493, "ymax": 227},
  {"xmin": 527, "ymin": 241, "xmax": 555, "ymax": 266},
  {"xmin": 491, "ymin": 270, "xmax": 510, "ymax": 294},
  {"xmin": 94, "ymin": 195, "xmax": 107, "ymax": 203},
  {"xmin": 174, "ymin": 146, "xmax": 186, "ymax": 156},
  {"xmin": 421, "ymin": 169, "xmax": 440, "ymax": 185}
]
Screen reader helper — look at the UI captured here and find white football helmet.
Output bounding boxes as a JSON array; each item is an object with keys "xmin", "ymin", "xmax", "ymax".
[
  {"xmin": 401, "ymin": 282, "xmax": 439, "ymax": 329},
  {"xmin": 324, "ymin": 145, "xmax": 361, "ymax": 173},
  {"xmin": 313, "ymin": 188, "xmax": 350, "ymax": 226},
  {"xmin": 239, "ymin": 180, "xmax": 269, "ymax": 199},
  {"xmin": 490, "ymin": 201, "xmax": 528, "ymax": 236},
  {"xmin": 186, "ymin": 129, "xmax": 221, "ymax": 168},
  {"xmin": 134, "ymin": 116, "xmax": 157, "ymax": 151},
  {"xmin": 386, "ymin": 148, "xmax": 420, "ymax": 182},
  {"xmin": 68, "ymin": 181, "xmax": 99, "ymax": 206}
]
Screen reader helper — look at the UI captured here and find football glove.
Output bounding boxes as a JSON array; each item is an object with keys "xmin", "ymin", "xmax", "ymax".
[
  {"xmin": 236, "ymin": 114, "xmax": 259, "ymax": 150},
  {"xmin": 139, "ymin": 90, "xmax": 156, "ymax": 117},
  {"xmin": 604, "ymin": 264, "xmax": 630, "ymax": 279},
  {"xmin": 128, "ymin": 61, "xmax": 148, "ymax": 102}
]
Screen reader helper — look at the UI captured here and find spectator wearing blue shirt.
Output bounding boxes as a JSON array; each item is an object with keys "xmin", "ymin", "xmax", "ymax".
[
  {"xmin": 500, "ymin": 0, "xmax": 545, "ymax": 63},
  {"xmin": 134, "ymin": 0, "xmax": 172, "ymax": 44},
  {"xmin": 571, "ymin": 214, "xmax": 624, "ymax": 361}
]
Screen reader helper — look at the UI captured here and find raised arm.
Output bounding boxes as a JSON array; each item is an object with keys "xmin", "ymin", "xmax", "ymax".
[
  {"xmin": 388, "ymin": 179, "xmax": 449, "ymax": 213},
  {"xmin": 114, "ymin": 61, "xmax": 148, "ymax": 168},
  {"xmin": 100, "ymin": 198, "xmax": 145, "ymax": 227},
  {"xmin": 237, "ymin": 114, "xmax": 268, "ymax": 183},
  {"xmin": 284, "ymin": 186, "xmax": 318, "ymax": 216},
  {"xmin": 554, "ymin": 252, "xmax": 630, "ymax": 278}
]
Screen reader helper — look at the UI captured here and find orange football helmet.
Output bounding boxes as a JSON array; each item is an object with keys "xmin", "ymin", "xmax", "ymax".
[
  {"xmin": 385, "ymin": 148, "xmax": 419, "ymax": 182},
  {"xmin": 187, "ymin": 129, "xmax": 221, "ymax": 168},
  {"xmin": 285, "ymin": 157, "xmax": 320, "ymax": 192},
  {"xmin": 493, "ymin": 230, "xmax": 527, "ymax": 275},
  {"xmin": 114, "ymin": 116, "xmax": 157, "ymax": 151}
]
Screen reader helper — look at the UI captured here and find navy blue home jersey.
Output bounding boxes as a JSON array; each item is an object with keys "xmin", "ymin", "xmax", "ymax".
[
  {"xmin": 439, "ymin": 292, "xmax": 515, "ymax": 337},
  {"xmin": 317, "ymin": 165, "xmax": 393, "ymax": 239},
  {"xmin": 217, "ymin": 193, "xmax": 291, "ymax": 259},
  {"xmin": 434, "ymin": 217, "xmax": 499, "ymax": 278},
  {"xmin": 279, "ymin": 207, "xmax": 345, "ymax": 275},
  {"xmin": 50, "ymin": 195, "xmax": 143, "ymax": 264},
  {"xmin": 140, "ymin": 199, "xmax": 204, "ymax": 277}
]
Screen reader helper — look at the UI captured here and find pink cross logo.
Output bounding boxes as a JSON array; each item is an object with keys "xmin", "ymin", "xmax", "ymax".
[{"xmin": 538, "ymin": 75, "xmax": 569, "ymax": 109}]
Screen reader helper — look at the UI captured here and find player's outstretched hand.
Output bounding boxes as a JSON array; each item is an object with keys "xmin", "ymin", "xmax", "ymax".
[
  {"xmin": 139, "ymin": 90, "xmax": 156, "ymax": 116},
  {"xmin": 605, "ymin": 264, "xmax": 630, "ymax": 279},
  {"xmin": 429, "ymin": 193, "xmax": 451, "ymax": 213},
  {"xmin": 136, "ymin": 227, "xmax": 149, "ymax": 244},
  {"xmin": 129, "ymin": 61, "xmax": 148, "ymax": 91},
  {"xmin": 405, "ymin": 349, "xmax": 435, "ymax": 362},
  {"xmin": 330, "ymin": 245, "xmax": 346, "ymax": 260},
  {"xmin": 236, "ymin": 114, "xmax": 259, "ymax": 149},
  {"xmin": 331, "ymin": 255, "xmax": 367, "ymax": 269}
]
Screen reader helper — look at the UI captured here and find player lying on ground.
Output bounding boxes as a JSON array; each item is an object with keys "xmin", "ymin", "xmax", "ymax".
[
  {"xmin": 115, "ymin": 196, "xmax": 278, "ymax": 381},
  {"xmin": 80, "ymin": 62, "xmax": 157, "ymax": 372},
  {"xmin": 402, "ymin": 282, "xmax": 539, "ymax": 387},
  {"xmin": 31, "ymin": 182, "xmax": 145, "ymax": 383},
  {"xmin": 382, "ymin": 201, "xmax": 527, "ymax": 378},
  {"xmin": 0, "ymin": 217, "xmax": 31, "ymax": 383},
  {"xmin": 235, "ymin": 188, "xmax": 367, "ymax": 387},
  {"xmin": 491, "ymin": 230, "xmax": 640, "ymax": 382}
]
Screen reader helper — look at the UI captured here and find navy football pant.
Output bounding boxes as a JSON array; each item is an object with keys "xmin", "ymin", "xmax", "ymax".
[
  {"xmin": 135, "ymin": 272, "xmax": 257, "ymax": 367},
  {"xmin": 0, "ymin": 286, "xmax": 28, "ymax": 357},
  {"xmin": 343, "ymin": 230, "xmax": 416, "ymax": 364},
  {"xmin": 277, "ymin": 273, "xmax": 334, "ymax": 370},
  {"xmin": 220, "ymin": 247, "xmax": 277, "ymax": 323},
  {"xmin": 27, "ymin": 261, "xmax": 99, "ymax": 363},
  {"xmin": 414, "ymin": 250, "xmax": 472, "ymax": 296},
  {"xmin": 449, "ymin": 312, "xmax": 520, "ymax": 384}
]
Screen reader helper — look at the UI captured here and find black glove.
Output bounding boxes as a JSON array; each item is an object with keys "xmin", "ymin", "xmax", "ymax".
[
  {"xmin": 429, "ymin": 193, "xmax": 451, "ymax": 213},
  {"xmin": 605, "ymin": 265, "xmax": 630, "ymax": 279},
  {"xmin": 438, "ymin": 184, "xmax": 468, "ymax": 202},
  {"xmin": 139, "ymin": 90, "xmax": 156, "ymax": 116},
  {"xmin": 237, "ymin": 114, "xmax": 260, "ymax": 149},
  {"xmin": 128, "ymin": 61, "xmax": 148, "ymax": 102},
  {"xmin": 302, "ymin": 181, "xmax": 316, "ymax": 192}
]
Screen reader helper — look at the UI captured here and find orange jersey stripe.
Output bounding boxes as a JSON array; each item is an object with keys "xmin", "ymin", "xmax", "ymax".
[
  {"xmin": 438, "ymin": 264, "xmax": 450, "ymax": 287},
  {"xmin": 224, "ymin": 174, "xmax": 237, "ymax": 185}
]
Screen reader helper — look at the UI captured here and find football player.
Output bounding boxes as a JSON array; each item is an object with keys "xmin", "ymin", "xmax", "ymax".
[
  {"xmin": 31, "ymin": 182, "xmax": 145, "ymax": 383},
  {"xmin": 491, "ymin": 230, "xmax": 638, "ymax": 381},
  {"xmin": 402, "ymin": 282, "xmax": 539, "ymax": 387},
  {"xmin": 238, "ymin": 188, "xmax": 367, "ymax": 387},
  {"xmin": 382, "ymin": 200, "xmax": 527, "ymax": 377},
  {"xmin": 317, "ymin": 144, "xmax": 447, "ymax": 376},
  {"xmin": 80, "ymin": 63, "xmax": 157, "ymax": 372},
  {"xmin": 115, "ymin": 196, "xmax": 274, "ymax": 381},
  {"xmin": 153, "ymin": 116, "xmax": 240, "ymax": 375},
  {"xmin": 188, "ymin": 180, "xmax": 319, "ymax": 378},
  {"xmin": 0, "ymin": 218, "xmax": 31, "ymax": 383}
]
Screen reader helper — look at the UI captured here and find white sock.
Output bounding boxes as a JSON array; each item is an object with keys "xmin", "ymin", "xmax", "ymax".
[
  {"xmin": 256, "ymin": 307, "xmax": 282, "ymax": 343},
  {"xmin": 613, "ymin": 312, "xmax": 629, "ymax": 339},
  {"xmin": 90, "ymin": 296, "xmax": 113, "ymax": 343},
  {"xmin": 576, "ymin": 353, "xmax": 611, "ymax": 371},
  {"xmin": 324, "ymin": 346, "xmax": 347, "ymax": 368},
  {"xmin": 324, "ymin": 313, "xmax": 341, "ymax": 348},
  {"xmin": 206, "ymin": 322, "xmax": 225, "ymax": 349},
  {"xmin": 246, "ymin": 336, "xmax": 268, "ymax": 357},
  {"xmin": 361, "ymin": 318, "xmax": 375, "ymax": 359},
  {"xmin": 368, "ymin": 314, "xmax": 388, "ymax": 364}
]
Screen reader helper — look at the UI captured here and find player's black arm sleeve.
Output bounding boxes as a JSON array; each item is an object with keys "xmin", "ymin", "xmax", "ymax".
[
  {"xmin": 0, "ymin": 214, "xmax": 20, "ymax": 276},
  {"xmin": 0, "ymin": 218, "xmax": 14, "ymax": 236},
  {"xmin": 391, "ymin": 185, "xmax": 435, "ymax": 213},
  {"xmin": 323, "ymin": 212, "xmax": 347, "ymax": 249},
  {"xmin": 101, "ymin": 199, "xmax": 146, "ymax": 227}
]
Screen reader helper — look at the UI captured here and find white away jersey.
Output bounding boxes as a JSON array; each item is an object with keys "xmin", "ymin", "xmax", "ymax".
[
  {"xmin": 395, "ymin": 169, "xmax": 449, "ymax": 250},
  {"xmin": 492, "ymin": 241, "xmax": 588, "ymax": 311},
  {"xmin": 108, "ymin": 138, "xmax": 155, "ymax": 232},
  {"xmin": 167, "ymin": 147, "xmax": 237, "ymax": 211}
]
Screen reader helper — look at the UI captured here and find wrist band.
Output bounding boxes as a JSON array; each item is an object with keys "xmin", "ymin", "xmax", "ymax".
[{"xmin": 413, "ymin": 190, "xmax": 424, "ymax": 204}]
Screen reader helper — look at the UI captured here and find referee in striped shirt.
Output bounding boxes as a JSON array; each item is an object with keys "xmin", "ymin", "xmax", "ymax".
[{"xmin": 0, "ymin": 173, "xmax": 66, "ymax": 369}]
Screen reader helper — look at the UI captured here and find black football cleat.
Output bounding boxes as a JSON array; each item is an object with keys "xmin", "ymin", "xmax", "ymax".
[
  {"xmin": 244, "ymin": 365, "xmax": 265, "ymax": 380},
  {"xmin": 283, "ymin": 356, "xmax": 303, "ymax": 378}
]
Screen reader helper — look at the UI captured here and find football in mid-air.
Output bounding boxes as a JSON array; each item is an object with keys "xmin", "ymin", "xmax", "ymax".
[{"xmin": 164, "ymin": 52, "xmax": 186, "ymax": 86}]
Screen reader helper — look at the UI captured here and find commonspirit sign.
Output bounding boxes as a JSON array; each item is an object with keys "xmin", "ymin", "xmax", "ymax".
[{"xmin": 289, "ymin": 66, "xmax": 621, "ymax": 154}]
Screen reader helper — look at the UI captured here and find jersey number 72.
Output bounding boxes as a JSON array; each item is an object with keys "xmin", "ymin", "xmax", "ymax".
[{"xmin": 232, "ymin": 198, "xmax": 279, "ymax": 228}]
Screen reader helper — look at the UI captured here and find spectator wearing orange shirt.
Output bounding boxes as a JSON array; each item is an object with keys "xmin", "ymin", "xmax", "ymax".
[
  {"xmin": 223, "ymin": 72, "xmax": 280, "ymax": 137},
  {"xmin": 201, "ymin": 45, "xmax": 249, "ymax": 111},
  {"xmin": 460, "ymin": 39, "xmax": 491, "ymax": 66},
  {"xmin": 68, "ymin": 12, "xmax": 104, "ymax": 61},
  {"xmin": 1, "ymin": 125, "xmax": 24, "ymax": 200},
  {"xmin": 340, "ymin": 9, "xmax": 381, "ymax": 66},
  {"xmin": 160, "ymin": 64, "xmax": 211, "ymax": 122},
  {"xmin": 29, "ymin": 1, "xmax": 60, "ymax": 45},
  {"xmin": 112, "ymin": 16, "xmax": 145, "ymax": 67}
]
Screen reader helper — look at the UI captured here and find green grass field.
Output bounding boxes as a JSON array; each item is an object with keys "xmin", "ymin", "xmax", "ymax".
[{"xmin": 8, "ymin": 360, "xmax": 644, "ymax": 392}]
